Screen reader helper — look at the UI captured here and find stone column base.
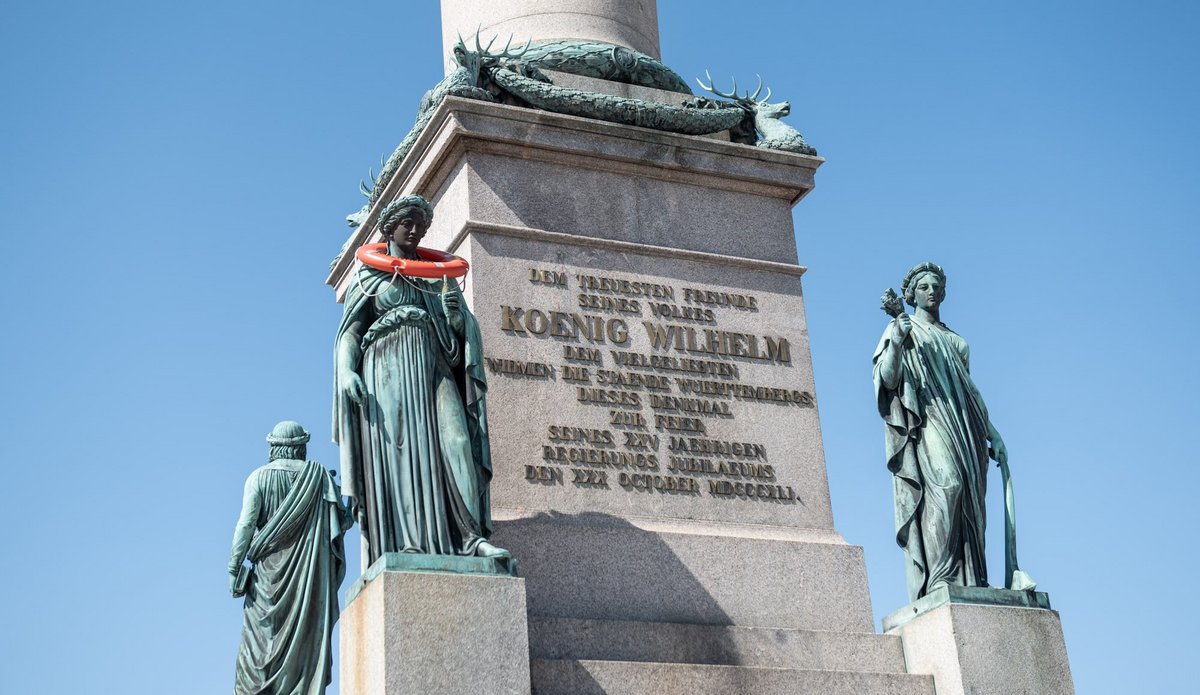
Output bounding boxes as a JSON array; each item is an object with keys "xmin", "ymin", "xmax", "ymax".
[
  {"xmin": 884, "ymin": 586, "xmax": 1074, "ymax": 695},
  {"xmin": 340, "ymin": 554, "xmax": 531, "ymax": 695}
]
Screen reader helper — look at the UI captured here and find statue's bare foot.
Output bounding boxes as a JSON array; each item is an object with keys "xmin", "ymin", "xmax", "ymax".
[{"xmin": 475, "ymin": 540, "xmax": 512, "ymax": 559}]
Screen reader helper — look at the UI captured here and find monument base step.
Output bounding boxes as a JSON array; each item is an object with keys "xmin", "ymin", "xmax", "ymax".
[
  {"xmin": 529, "ymin": 616, "xmax": 908, "ymax": 672},
  {"xmin": 530, "ymin": 659, "xmax": 936, "ymax": 695},
  {"xmin": 491, "ymin": 516, "xmax": 877, "ymax": 632}
]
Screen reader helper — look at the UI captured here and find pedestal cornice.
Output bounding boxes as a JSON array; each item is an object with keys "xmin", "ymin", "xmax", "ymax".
[{"xmin": 326, "ymin": 96, "xmax": 823, "ymax": 293}]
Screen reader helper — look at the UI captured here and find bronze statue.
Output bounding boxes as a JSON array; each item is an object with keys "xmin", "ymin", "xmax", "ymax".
[
  {"xmin": 333, "ymin": 194, "xmax": 509, "ymax": 567},
  {"xmin": 874, "ymin": 263, "xmax": 1034, "ymax": 601},
  {"xmin": 228, "ymin": 421, "xmax": 351, "ymax": 695}
]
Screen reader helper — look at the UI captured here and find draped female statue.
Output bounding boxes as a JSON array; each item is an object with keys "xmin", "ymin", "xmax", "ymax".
[
  {"xmin": 228, "ymin": 421, "xmax": 350, "ymax": 695},
  {"xmin": 332, "ymin": 194, "xmax": 509, "ymax": 566},
  {"xmin": 873, "ymin": 263, "xmax": 1024, "ymax": 601}
]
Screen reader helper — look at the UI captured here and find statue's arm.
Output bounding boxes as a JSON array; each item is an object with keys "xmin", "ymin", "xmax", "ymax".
[
  {"xmin": 876, "ymin": 316, "xmax": 912, "ymax": 390},
  {"xmin": 963, "ymin": 340, "xmax": 1007, "ymax": 465},
  {"xmin": 337, "ymin": 308, "xmax": 370, "ymax": 404},
  {"xmin": 228, "ymin": 472, "xmax": 261, "ymax": 580},
  {"xmin": 439, "ymin": 286, "xmax": 466, "ymax": 366},
  {"xmin": 987, "ymin": 420, "xmax": 1008, "ymax": 466}
]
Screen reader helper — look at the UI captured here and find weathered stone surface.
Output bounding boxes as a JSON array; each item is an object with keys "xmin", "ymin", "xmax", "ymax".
[
  {"xmin": 468, "ymin": 230, "xmax": 831, "ymax": 531},
  {"xmin": 885, "ymin": 597, "xmax": 1074, "ymax": 695},
  {"xmin": 440, "ymin": 0, "xmax": 662, "ymax": 65},
  {"xmin": 340, "ymin": 570, "xmax": 530, "ymax": 695},
  {"xmin": 491, "ymin": 517, "xmax": 873, "ymax": 631},
  {"xmin": 530, "ymin": 660, "xmax": 936, "ymax": 695},
  {"xmin": 529, "ymin": 617, "xmax": 907, "ymax": 672},
  {"xmin": 328, "ymin": 97, "xmax": 821, "ymax": 296}
]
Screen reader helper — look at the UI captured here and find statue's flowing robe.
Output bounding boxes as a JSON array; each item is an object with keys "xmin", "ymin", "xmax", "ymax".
[
  {"xmin": 873, "ymin": 316, "xmax": 990, "ymax": 601},
  {"xmin": 332, "ymin": 267, "xmax": 492, "ymax": 563},
  {"xmin": 230, "ymin": 459, "xmax": 349, "ymax": 695}
]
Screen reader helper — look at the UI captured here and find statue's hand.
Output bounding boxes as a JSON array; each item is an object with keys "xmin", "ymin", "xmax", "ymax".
[
  {"xmin": 442, "ymin": 292, "xmax": 465, "ymax": 333},
  {"xmin": 881, "ymin": 288, "xmax": 905, "ymax": 318},
  {"xmin": 893, "ymin": 313, "xmax": 913, "ymax": 339},
  {"xmin": 228, "ymin": 569, "xmax": 238, "ymax": 594},
  {"xmin": 342, "ymin": 372, "xmax": 367, "ymax": 405},
  {"xmin": 441, "ymin": 290, "xmax": 459, "ymax": 313},
  {"xmin": 989, "ymin": 433, "xmax": 1009, "ymax": 467}
]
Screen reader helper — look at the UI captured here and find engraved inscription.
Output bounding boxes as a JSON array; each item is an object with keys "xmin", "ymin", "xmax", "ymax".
[{"xmin": 496, "ymin": 267, "xmax": 813, "ymax": 505}]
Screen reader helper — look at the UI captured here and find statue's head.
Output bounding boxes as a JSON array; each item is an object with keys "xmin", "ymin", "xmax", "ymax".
[
  {"xmin": 757, "ymin": 100, "xmax": 790, "ymax": 118},
  {"xmin": 378, "ymin": 194, "xmax": 433, "ymax": 254},
  {"xmin": 901, "ymin": 262, "xmax": 947, "ymax": 310},
  {"xmin": 266, "ymin": 421, "xmax": 310, "ymax": 462}
]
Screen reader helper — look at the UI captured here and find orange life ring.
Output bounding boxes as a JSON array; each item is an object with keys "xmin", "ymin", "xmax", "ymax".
[{"xmin": 356, "ymin": 243, "xmax": 469, "ymax": 279}]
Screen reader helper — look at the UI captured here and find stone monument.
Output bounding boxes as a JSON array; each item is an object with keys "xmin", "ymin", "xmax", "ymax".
[{"xmin": 326, "ymin": 2, "xmax": 1076, "ymax": 693}]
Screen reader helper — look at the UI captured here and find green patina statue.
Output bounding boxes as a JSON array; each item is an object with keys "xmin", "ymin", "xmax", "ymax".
[
  {"xmin": 873, "ymin": 263, "xmax": 1035, "ymax": 601},
  {"xmin": 228, "ymin": 421, "xmax": 351, "ymax": 695},
  {"xmin": 694, "ymin": 72, "xmax": 818, "ymax": 155},
  {"xmin": 346, "ymin": 35, "xmax": 816, "ymax": 228},
  {"xmin": 333, "ymin": 194, "xmax": 510, "ymax": 566}
]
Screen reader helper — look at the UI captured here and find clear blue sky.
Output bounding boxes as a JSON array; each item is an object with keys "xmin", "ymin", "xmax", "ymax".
[{"xmin": 2, "ymin": 2, "xmax": 1196, "ymax": 693}]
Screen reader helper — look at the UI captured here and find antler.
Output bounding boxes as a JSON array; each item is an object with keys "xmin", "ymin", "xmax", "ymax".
[
  {"xmin": 480, "ymin": 33, "xmax": 531, "ymax": 59},
  {"xmin": 750, "ymin": 75, "xmax": 764, "ymax": 102},
  {"xmin": 471, "ymin": 27, "xmax": 531, "ymax": 59},
  {"xmin": 696, "ymin": 70, "xmax": 740, "ymax": 100},
  {"xmin": 697, "ymin": 71, "xmax": 774, "ymax": 104},
  {"xmin": 497, "ymin": 35, "xmax": 532, "ymax": 59}
]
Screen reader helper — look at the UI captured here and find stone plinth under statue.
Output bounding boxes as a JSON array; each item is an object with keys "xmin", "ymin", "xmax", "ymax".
[
  {"xmin": 341, "ymin": 555, "xmax": 529, "ymax": 695},
  {"xmin": 884, "ymin": 586, "xmax": 1074, "ymax": 695}
]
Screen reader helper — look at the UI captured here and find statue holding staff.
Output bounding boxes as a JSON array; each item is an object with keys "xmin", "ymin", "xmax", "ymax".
[{"xmin": 873, "ymin": 263, "xmax": 1034, "ymax": 601}]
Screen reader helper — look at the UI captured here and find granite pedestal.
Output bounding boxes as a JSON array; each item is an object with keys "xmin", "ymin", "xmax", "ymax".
[
  {"xmin": 884, "ymin": 586, "xmax": 1075, "ymax": 695},
  {"xmin": 340, "ymin": 554, "xmax": 530, "ymax": 695}
]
